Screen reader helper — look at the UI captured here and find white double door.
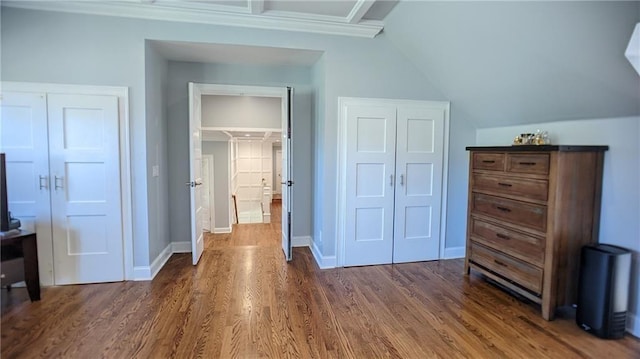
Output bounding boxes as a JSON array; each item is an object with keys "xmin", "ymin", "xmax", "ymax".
[
  {"xmin": 344, "ymin": 101, "xmax": 447, "ymax": 266},
  {"xmin": 0, "ymin": 91, "xmax": 123, "ymax": 285}
]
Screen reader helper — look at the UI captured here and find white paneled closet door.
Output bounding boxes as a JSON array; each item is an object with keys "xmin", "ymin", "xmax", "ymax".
[
  {"xmin": 0, "ymin": 92, "xmax": 55, "ymax": 284},
  {"xmin": 47, "ymin": 94, "xmax": 123, "ymax": 284},
  {"xmin": 392, "ymin": 106, "xmax": 445, "ymax": 263},
  {"xmin": 344, "ymin": 104, "xmax": 397, "ymax": 266},
  {"xmin": 342, "ymin": 99, "xmax": 448, "ymax": 267}
]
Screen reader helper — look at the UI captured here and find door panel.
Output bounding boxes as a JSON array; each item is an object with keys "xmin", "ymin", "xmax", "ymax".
[
  {"xmin": 0, "ymin": 92, "xmax": 55, "ymax": 285},
  {"xmin": 393, "ymin": 107, "xmax": 444, "ymax": 263},
  {"xmin": 344, "ymin": 105, "xmax": 397, "ymax": 266},
  {"xmin": 47, "ymin": 93, "xmax": 123, "ymax": 284},
  {"xmin": 189, "ymin": 83, "xmax": 205, "ymax": 265}
]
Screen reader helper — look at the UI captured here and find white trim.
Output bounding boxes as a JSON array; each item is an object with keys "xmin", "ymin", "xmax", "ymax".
[
  {"xmin": 133, "ymin": 241, "xmax": 191, "ymax": 280},
  {"xmin": 346, "ymin": 0, "xmax": 376, "ymax": 24},
  {"xmin": 292, "ymin": 235, "xmax": 311, "ymax": 247},
  {"xmin": 202, "ymin": 126, "xmax": 281, "ymax": 133},
  {"xmin": 213, "ymin": 227, "xmax": 232, "ymax": 234},
  {"xmin": 2, "ymin": 1, "xmax": 383, "ymax": 38},
  {"xmin": 248, "ymin": 0, "xmax": 264, "ymax": 15},
  {"xmin": 1, "ymin": 81, "xmax": 134, "ymax": 283},
  {"xmin": 443, "ymin": 246, "xmax": 465, "ymax": 259},
  {"xmin": 171, "ymin": 241, "xmax": 192, "ymax": 253},
  {"xmin": 311, "ymin": 240, "xmax": 337, "ymax": 269},
  {"xmin": 336, "ymin": 97, "xmax": 450, "ymax": 267},
  {"xmin": 628, "ymin": 312, "xmax": 640, "ymax": 338},
  {"xmin": 133, "ymin": 242, "xmax": 172, "ymax": 281}
]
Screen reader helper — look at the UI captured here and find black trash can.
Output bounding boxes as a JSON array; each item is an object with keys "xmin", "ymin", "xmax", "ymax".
[{"xmin": 576, "ymin": 244, "xmax": 632, "ymax": 339}]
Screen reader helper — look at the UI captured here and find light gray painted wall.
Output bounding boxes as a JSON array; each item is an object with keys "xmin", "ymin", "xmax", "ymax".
[
  {"xmin": 476, "ymin": 116, "xmax": 640, "ymax": 336},
  {"xmin": 202, "ymin": 141, "xmax": 230, "ymax": 230},
  {"xmin": 145, "ymin": 42, "xmax": 171, "ymax": 260},
  {"xmin": 202, "ymin": 95, "xmax": 281, "ymax": 128},
  {"xmin": 384, "ymin": 2, "xmax": 640, "ymax": 129},
  {"xmin": 167, "ymin": 61, "xmax": 314, "ymax": 244}
]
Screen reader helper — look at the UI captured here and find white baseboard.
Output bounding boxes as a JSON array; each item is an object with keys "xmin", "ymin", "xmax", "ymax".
[
  {"xmin": 213, "ymin": 227, "xmax": 232, "ymax": 234},
  {"xmin": 133, "ymin": 241, "xmax": 189, "ymax": 281},
  {"xmin": 628, "ymin": 312, "xmax": 640, "ymax": 338},
  {"xmin": 133, "ymin": 242, "xmax": 172, "ymax": 281},
  {"xmin": 443, "ymin": 246, "xmax": 465, "ymax": 259},
  {"xmin": 292, "ymin": 236, "xmax": 312, "ymax": 247},
  {"xmin": 311, "ymin": 239, "xmax": 336, "ymax": 269}
]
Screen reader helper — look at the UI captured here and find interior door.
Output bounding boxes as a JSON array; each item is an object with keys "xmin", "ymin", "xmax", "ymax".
[
  {"xmin": 344, "ymin": 104, "xmax": 397, "ymax": 266},
  {"xmin": 189, "ymin": 83, "xmax": 205, "ymax": 265},
  {"xmin": 275, "ymin": 149, "xmax": 282, "ymax": 194},
  {"xmin": 281, "ymin": 87, "xmax": 293, "ymax": 261},
  {"xmin": 0, "ymin": 92, "xmax": 55, "ymax": 285},
  {"xmin": 392, "ymin": 106, "xmax": 445, "ymax": 263},
  {"xmin": 47, "ymin": 93, "xmax": 123, "ymax": 284}
]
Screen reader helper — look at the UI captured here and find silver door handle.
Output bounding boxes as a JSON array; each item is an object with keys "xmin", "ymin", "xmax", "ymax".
[
  {"xmin": 280, "ymin": 180, "xmax": 294, "ymax": 186},
  {"xmin": 390, "ymin": 174, "xmax": 394, "ymax": 186},
  {"xmin": 185, "ymin": 181, "xmax": 203, "ymax": 188},
  {"xmin": 39, "ymin": 175, "xmax": 48, "ymax": 190},
  {"xmin": 400, "ymin": 174, "xmax": 404, "ymax": 186},
  {"xmin": 54, "ymin": 176, "xmax": 64, "ymax": 190}
]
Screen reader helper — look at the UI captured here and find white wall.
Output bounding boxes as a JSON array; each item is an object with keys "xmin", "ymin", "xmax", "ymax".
[
  {"xmin": 202, "ymin": 95, "xmax": 281, "ymax": 128},
  {"xmin": 476, "ymin": 116, "xmax": 640, "ymax": 336},
  {"xmin": 202, "ymin": 141, "xmax": 230, "ymax": 231}
]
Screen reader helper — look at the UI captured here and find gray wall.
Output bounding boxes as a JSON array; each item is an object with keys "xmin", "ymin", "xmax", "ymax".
[
  {"xmin": 144, "ymin": 42, "xmax": 171, "ymax": 262},
  {"xmin": 202, "ymin": 95, "xmax": 281, "ymax": 128},
  {"xmin": 384, "ymin": 2, "xmax": 640, "ymax": 128},
  {"xmin": 167, "ymin": 61, "xmax": 314, "ymax": 244},
  {"xmin": 202, "ymin": 141, "xmax": 230, "ymax": 230}
]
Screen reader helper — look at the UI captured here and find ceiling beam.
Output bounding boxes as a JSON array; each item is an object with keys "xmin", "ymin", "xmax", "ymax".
[
  {"xmin": 249, "ymin": 0, "xmax": 264, "ymax": 15},
  {"xmin": 2, "ymin": 1, "xmax": 384, "ymax": 38},
  {"xmin": 346, "ymin": 0, "xmax": 376, "ymax": 24}
]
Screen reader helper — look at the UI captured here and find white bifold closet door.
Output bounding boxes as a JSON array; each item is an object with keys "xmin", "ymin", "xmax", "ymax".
[
  {"xmin": 1, "ymin": 92, "xmax": 123, "ymax": 285},
  {"xmin": 344, "ymin": 102, "xmax": 446, "ymax": 266}
]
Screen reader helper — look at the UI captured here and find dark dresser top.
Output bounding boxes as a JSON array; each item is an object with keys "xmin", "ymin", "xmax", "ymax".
[{"xmin": 466, "ymin": 145, "xmax": 609, "ymax": 152}]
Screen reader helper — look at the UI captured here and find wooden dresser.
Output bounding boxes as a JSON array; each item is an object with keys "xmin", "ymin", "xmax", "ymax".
[{"xmin": 464, "ymin": 145, "xmax": 607, "ymax": 320}]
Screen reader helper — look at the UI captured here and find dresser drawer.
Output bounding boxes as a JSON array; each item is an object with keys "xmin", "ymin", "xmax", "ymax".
[
  {"xmin": 472, "ymin": 173, "xmax": 548, "ymax": 202},
  {"xmin": 472, "ymin": 193, "xmax": 547, "ymax": 232},
  {"xmin": 469, "ymin": 217, "xmax": 545, "ymax": 267},
  {"xmin": 473, "ymin": 152, "xmax": 505, "ymax": 171},
  {"xmin": 507, "ymin": 153, "xmax": 550, "ymax": 175},
  {"xmin": 470, "ymin": 242, "xmax": 543, "ymax": 294}
]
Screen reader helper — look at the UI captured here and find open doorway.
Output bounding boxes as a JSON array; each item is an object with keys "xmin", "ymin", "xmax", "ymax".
[{"xmin": 188, "ymin": 83, "xmax": 293, "ymax": 264}]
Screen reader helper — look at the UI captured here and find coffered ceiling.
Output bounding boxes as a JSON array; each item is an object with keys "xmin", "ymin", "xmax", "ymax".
[{"xmin": 2, "ymin": 0, "xmax": 399, "ymax": 38}]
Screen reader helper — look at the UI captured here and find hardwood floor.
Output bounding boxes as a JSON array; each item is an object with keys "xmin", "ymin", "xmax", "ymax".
[{"xmin": 2, "ymin": 201, "xmax": 639, "ymax": 358}]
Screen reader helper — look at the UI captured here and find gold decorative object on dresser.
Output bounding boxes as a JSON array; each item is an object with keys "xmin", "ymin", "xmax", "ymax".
[{"xmin": 464, "ymin": 145, "xmax": 608, "ymax": 320}]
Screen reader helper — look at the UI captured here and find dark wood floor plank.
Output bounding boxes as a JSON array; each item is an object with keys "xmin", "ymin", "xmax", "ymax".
[{"xmin": 2, "ymin": 201, "xmax": 639, "ymax": 358}]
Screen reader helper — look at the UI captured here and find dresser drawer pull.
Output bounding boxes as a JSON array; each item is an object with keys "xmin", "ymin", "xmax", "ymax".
[
  {"xmin": 494, "ymin": 260, "xmax": 508, "ymax": 267},
  {"xmin": 496, "ymin": 233, "xmax": 511, "ymax": 240},
  {"xmin": 482, "ymin": 160, "xmax": 496, "ymax": 164},
  {"xmin": 496, "ymin": 206, "xmax": 511, "ymax": 212},
  {"xmin": 498, "ymin": 182, "xmax": 512, "ymax": 187},
  {"xmin": 519, "ymin": 162, "xmax": 537, "ymax": 166}
]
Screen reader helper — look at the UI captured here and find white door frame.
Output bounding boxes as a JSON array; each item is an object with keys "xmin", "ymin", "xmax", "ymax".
[
  {"xmin": 1, "ymin": 81, "xmax": 133, "ymax": 284},
  {"xmin": 189, "ymin": 83, "xmax": 290, "ymax": 234},
  {"xmin": 336, "ymin": 97, "xmax": 450, "ymax": 267}
]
